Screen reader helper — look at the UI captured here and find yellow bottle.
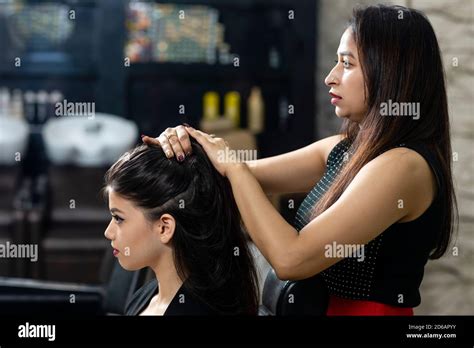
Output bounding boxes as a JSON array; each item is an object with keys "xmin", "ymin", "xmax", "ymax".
[
  {"xmin": 203, "ymin": 91, "xmax": 219, "ymax": 121},
  {"xmin": 224, "ymin": 91, "xmax": 240, "ymax": 128}
]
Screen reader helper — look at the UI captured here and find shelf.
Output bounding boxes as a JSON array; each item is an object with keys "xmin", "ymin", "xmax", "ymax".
[
  {"xmin": 0, "ymin": 51, "xmax": 97, "ymax": 78},
  {"xmin": 141, "ymin": 0, "xmax": 294, "ymax": 9},
  {"xmin": 0, "ymin": 60, "xmax": 97, "ymax": 78},
  {"xmin": 127, "ymin": 62, "xmax": 289, "ymax": 80}
]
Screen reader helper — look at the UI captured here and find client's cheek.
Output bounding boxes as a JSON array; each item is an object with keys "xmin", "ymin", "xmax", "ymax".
[
  {"xmin": 125, "ymin": 243, "xmax": 153, "ymax": 270},
  {"xmin": 117, "ymin": 250, "xmax": 141, "ymax": 271}
]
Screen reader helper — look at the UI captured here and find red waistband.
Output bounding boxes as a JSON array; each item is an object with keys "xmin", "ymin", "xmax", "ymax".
[{"xmin": 327, "ymin": 295, "xmax": 414, "ymax": 316}]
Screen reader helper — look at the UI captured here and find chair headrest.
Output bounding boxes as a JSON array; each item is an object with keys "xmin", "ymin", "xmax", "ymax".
[{"xmin": 260, "ymin": 268, "xmax": 328, "ymax": 315}]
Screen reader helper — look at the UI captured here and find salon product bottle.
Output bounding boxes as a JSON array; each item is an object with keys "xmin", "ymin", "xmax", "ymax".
[
  {"xmin": 224, "ymin": 91, "xmax": 240, "ymax": 128},
  {"xmin": 0, "ymin": 88, "xmax": 10, "ymax": 118},
  {"xmin": 11, "ymin": 89, "xmax": 24, "ymax": 120},
  {"xmin": 269, "ymin": 46, "xmax": 280, "ymax": 69},
  {"xmin": 203, "ymin": 91, "xmax": 219, "ymax": 121},
  {"xmin": 247, "ymin": 87, "xmax": 264, "ymax": 134},
  {"xmin": 36, "ymin": 90, "xmax": 49, "ymax": 124},
  {"xmin": 49, "ymin": 90, "xmax": 63, "ymax": 119},
  {"xmin": 23, "ymin": 90, "xmax": 36, "ymax": 123},
  {"xmin": 278, "ymin": 96, "xmax": 289, "ymax": 131}
]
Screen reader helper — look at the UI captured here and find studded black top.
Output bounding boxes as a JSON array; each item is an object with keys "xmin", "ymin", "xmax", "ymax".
[{"xmin": 293, "ymin": 138, "xmax": 444, "ymax": 307}]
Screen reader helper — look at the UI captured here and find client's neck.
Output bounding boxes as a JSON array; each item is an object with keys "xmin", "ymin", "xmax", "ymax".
[{"xmin": 150, "ymin": 250, "xmax": 183, "ymax": 304}]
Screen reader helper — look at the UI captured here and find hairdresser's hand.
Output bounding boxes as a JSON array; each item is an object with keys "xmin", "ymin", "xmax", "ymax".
[
  {"xmin": 142, "ymin": 125, "xmax": 192, "ymax": 162},
  {"xmin": 185, "ymin": 126, "xmax": 235, "ymax": 177}
]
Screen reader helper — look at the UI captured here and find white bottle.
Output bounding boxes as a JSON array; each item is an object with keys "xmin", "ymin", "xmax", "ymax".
[
  {"xmin": 49, "ymin": 90, "xmax": 63, "ymax": 118},
  {"xmin": 36, "ymin": 90, "xmax": 49, "ymax": 123},
  {"xmin": 11, "ymin": 89, "xmax": 24, "ymax": 120},
  {"xmin": 24, "ymin": 90, "xmax": 36, "ymax": 123},
  {"xmin": 247, "ymin": 87, "xmax": 264, "ymax": 134},
  {"xmin": 0, "ymin": 87, "xmax": 10, "ymax": 118}
]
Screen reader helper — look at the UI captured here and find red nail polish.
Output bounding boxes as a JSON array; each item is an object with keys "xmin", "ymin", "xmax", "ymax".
[
  {"xmin": 141, "ymin": 134, "xmax": 145, "ymax": 138},
  {"xmin": 182, "ymin": 123, "xmax": 190, "ymax": 127}
]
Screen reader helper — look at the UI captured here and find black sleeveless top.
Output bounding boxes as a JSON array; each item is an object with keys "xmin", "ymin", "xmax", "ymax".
[{"xmin": 294, "ymin": 138, "xmax": 444, "ymax": 307}]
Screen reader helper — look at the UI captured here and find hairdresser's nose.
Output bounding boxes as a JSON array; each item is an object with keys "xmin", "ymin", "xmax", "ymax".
[
  {"xmin": 325, "ymin": 66, "xmax": 340, "ymax": 87},
  {"xmin": 104, "ymin": 220, "xmax": 115, "ymax": 241}
]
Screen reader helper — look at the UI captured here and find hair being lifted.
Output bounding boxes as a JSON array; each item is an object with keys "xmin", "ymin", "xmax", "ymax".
[{"xmin": 104, "ymin": 139, "xmax": 259, "ymax": 314}]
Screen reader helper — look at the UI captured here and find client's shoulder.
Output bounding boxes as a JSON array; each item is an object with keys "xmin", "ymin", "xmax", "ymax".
[{"xmin": 165, "ymin": 284, "xmax": 220, "ymax": 316}]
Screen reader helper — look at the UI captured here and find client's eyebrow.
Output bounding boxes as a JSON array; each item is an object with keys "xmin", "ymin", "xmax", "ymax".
[
  {"xmin": 110, "ymin": 208, "xmax": 124, "ymax": 214},
  {"xmin": 337, "ymin": 51, "xmax": 355, "ymax": 59}
]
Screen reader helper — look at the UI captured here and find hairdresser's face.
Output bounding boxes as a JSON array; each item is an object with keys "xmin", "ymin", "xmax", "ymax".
[
  {"xmin": 325, "ymin": 28, "xmax": 367, "ymax": 122},
  {"xmin": 104, "ymin": 189, "xmax": 175, "ymax": 271}
]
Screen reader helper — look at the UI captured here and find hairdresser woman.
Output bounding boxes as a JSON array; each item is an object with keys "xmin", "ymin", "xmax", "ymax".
[{"xmin": 143, "ymin": 5, "xmax": 457, "ymax": 316}]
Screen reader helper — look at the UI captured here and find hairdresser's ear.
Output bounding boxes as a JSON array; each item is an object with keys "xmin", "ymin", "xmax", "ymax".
[{"xmin": 155, "ymin": 213, "xmax": 176, "ymax": 244}]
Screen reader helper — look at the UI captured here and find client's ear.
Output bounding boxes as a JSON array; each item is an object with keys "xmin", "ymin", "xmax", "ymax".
[{"xmin": 155, "ymin": 214, "xmax": 176, "ymax": 244}]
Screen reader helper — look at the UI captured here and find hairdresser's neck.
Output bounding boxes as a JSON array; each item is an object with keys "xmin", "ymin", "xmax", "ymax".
[{"xmin": 150, "ymin": 251, "xmax": 183, "ymax": 305}]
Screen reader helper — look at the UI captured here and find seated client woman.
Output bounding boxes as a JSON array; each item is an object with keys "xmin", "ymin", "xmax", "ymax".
[{"xmin": 103, "ymin": 139, "xmax": 259, "ymax": 315}]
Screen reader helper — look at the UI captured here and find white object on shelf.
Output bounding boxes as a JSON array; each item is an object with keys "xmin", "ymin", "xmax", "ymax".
[
  {"xmin": 36, "ymin": 90, "xmax": 49, "ymax": 123},
  {"xmin": 23, "ymin": 90, "xmax": 36, "ymax": 123},
  {"xmin": 43, "ymin": 113, "xmax": 139, "ymax": 167},
  {"xmin": 49, "ymin": 90, "xmax": 64, "ymax": 104},
  {"xmin": 11, "ymin": 89, "xmax": 24, "ymax": 121},
  {"xmin": 0, "ymin": 87, "xmax": 11, "ymax": 119},
  {"xmin": 0, "ymin": 117, "xmax": 29, "ymax": 165}
]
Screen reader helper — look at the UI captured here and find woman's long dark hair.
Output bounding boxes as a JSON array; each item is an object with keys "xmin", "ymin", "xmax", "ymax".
[
  {"xmin": 313, "ymin": 5, "xmax": 458, "ymax": 259},
  {"xmin": 104, "ymin": 139, "xmax": 259, "ymax": 315}
]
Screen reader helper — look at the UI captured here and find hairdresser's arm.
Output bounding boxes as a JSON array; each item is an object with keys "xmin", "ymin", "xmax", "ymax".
[
  {"xmin": 143, "ymin": 125, "xmax": 344, "ymax": 194},
  {"xmin": 186, "ymin": 126, "xmax": 425, "ymax": 280},
  {"xmin": 244, "ymin": 134, "xmax": 344, "ymax": 194}
]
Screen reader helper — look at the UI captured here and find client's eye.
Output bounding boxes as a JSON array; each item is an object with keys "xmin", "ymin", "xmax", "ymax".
[{"xmin": 112, "ymin": 215, "xmax": 124, "ymax": 224}]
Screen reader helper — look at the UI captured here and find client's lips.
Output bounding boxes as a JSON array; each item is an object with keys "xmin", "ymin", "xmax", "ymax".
[{"xmin": 112, "ymin": 247, "xmax": 119, "ymax": 257}]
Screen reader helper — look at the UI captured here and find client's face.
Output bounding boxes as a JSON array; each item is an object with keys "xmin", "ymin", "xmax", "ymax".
[{"xmin": 104, "ymin": 189, "xmax": 169, "ymax": 271}]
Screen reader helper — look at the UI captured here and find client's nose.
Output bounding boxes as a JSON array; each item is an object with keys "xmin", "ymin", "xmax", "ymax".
[{"xmin": 104, "ymin": 220, "xmax": 115, "ymax": 240}]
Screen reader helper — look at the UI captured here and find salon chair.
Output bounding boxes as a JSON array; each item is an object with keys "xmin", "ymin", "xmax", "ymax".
[
  {"xmin": 29, "ymin": 166, "xmax": 111, "ymax": 282},
  {"xmin": 0, "ymin": 166, "xmax": 30, "ymax": 277},
  {"xmin": 0, "ymin": 252, "xmax": 149, "ymax": 316},
  {"xmin": 258, "ymin": 268, "xmax": 328, "ymax": 315},
  {"xmin": 257, "ymin": 191, "xmax": 328, "ymax": 315},
  {"xmin": 0, "ymin": 163, "xmax": 150, "ymax": 315}
]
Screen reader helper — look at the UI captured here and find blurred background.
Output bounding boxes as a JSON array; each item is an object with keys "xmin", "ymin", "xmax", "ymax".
[{"xmin": 0, "ymin": 0, "xmax": 471, "ymax": 315}]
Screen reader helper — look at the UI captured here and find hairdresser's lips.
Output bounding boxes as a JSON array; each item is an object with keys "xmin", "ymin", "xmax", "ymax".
[
  {"xmin": 329, "ymin": 92, "xmax": 342, "ymax": 105},
  {"xmin": 112, "ymin": 247, "xmax": 120, "ymax": 257}
]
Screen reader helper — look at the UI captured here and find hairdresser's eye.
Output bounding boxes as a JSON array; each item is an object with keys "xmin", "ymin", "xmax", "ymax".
[
  {"xmin": 112, "ymin": 215, "xmax": 124, "ymax": 224},
  {"xmin": 334, "ymin": 59, "xmax": 352, "ymax": 68}
]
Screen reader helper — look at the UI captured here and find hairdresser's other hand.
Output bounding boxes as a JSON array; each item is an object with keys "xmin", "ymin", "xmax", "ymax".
[
  {"xmin": 142, "ymin": 125, "xmax": 192, "ymax": 162},
  {"xmin": 185, "ymin": 126, "xmax": 234, "ymax": 177}
]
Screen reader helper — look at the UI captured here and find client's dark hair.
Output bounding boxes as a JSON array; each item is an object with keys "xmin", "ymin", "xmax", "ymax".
[{"xmin": 104, "ymin": 139, "xmax": 259, "ymax": 315}]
